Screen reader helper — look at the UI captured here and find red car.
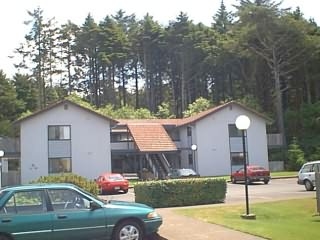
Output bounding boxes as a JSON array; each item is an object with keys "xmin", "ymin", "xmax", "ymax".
[
  {"xmin": 231, "ymin": 165, "xmax": 270, "ymax": 184},
  {"xmin": 96, "ymin": 173, "xmax": 129, "ymax": 194}
]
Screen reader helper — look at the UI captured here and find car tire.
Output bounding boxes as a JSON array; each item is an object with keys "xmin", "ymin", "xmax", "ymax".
[
  {"xmin": 264, "ymin": 179, "xmax": 269, "ymax": 184},
  {"xmin": 113, "ymin": 220, "xmax": 143, "ymax": 240},
  {"xmin": 304, "ymin": 180, "xmax": 314, "ymax": 191},
  {"xmin": 231, "ymin": 176, "xmax": 236, "ymax": 184},
  {"xmin": 123, "ymin": 189, "xmax": 128, "ymax": 194}
]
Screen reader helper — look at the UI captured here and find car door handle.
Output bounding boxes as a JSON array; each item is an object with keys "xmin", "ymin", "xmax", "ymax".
[
  {"xmin": 1, "ymin": 219, "xmax": 11, "ymax": 223},
  {"xmin": 57, "ymin": 215, "xmax": 67, "ymax": 219}
]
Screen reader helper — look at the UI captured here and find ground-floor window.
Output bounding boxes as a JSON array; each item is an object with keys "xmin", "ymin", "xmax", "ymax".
[
  {"xmin": 48, "ymin": 158, "xmax": 72, "ymax": 173},
  {"xmin": 228, "ymin": 124, "xmax": 248, "ymax": 172}
]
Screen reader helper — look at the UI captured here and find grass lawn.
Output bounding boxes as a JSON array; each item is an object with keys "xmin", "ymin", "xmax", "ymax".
[
  {"xmin": 176, "ymin": 198, "xmax": 320, "ymax": 240},
  {"xmin": 271, "ymin": 171, "xmax": 297, "ymax": 177}
]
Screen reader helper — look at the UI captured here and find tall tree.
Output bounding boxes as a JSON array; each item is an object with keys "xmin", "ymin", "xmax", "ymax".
[
  {"xmin": 15, "ymin": 7, "xmax": 60, "ymax": 109},
  {"xmin": 234, "ymin": 0, "xmax": 309, "ymax": 147}
]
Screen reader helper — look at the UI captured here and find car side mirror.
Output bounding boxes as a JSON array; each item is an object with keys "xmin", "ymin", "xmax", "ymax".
[{"xmin": 90, "ymin": 201, "xmax": 101, "ymax": 210}]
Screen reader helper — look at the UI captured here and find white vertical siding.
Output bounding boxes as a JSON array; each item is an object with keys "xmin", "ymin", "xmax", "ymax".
[
  {"xmin": 20, "ymin": 103, "xmax": 111, "ymax": 183},
  {"xmin": 192, "ymin": 104, "xmax": 269, "ymax": 176}
]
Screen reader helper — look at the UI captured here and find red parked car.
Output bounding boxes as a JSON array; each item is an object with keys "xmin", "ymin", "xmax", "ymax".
[
  {"xmin": 231, "ymin": 165, "xmax": 270, "ymax": 184},
  {"xmin": 96, "ymin": 173, "xmax": 129, "ymax": 194}
]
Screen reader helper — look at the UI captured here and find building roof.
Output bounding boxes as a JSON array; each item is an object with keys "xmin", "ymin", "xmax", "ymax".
[
  {"xmin": 127, "ymin": 123, "xmax": 177, "ymax": 152},
  {"xmin": 14, "ymin": 99, "xmax": 118, "ymax": 125},
  {"xmin": 178, "ymin": 101, "xmax": 271, "ymax": 127}
]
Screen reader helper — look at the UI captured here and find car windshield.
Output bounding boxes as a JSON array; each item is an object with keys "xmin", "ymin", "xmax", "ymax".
[
  {"xmin": 108, "ymin": 175, "xmax": 124, "ymax": 180},
  {"xmin": 178, "ymin": 169, "xmax": 196, "ymax": 175},
  {"xmin": 73, "ymin": 185, "xmax": 106, "ymax": 205},
  {"xmin": 250, "ymin": 166, "xmax": 265, "ymax": 171}
]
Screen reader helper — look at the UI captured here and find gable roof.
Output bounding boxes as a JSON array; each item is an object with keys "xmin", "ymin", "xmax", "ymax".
[
  {"xmin": 178, "ymin": 101, "xmax": 271, "ymax": 127},
  {"xmin": 14, "ymin": 99, "xmax": 118, "ymax": 125},
  {"xmin": 127, "ymin": 123, "xmax": 177, "ymax": 152}
]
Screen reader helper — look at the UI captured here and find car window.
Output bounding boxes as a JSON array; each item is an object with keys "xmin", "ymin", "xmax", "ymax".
[
  {"xmin": 312, "ymin": 163, "xmax": 320, "ymax": 172},
  {"xmin": 108, "ymin": 174, "xmax": 124, "ymax": 180},
  {"xmin": 301, "ymin": 164, "xmax": 313, "ymax": 173},
  {"xmin": 2, "ymin": 190, "xmax": 47, "ymax": 214},
  {"xmin": 48, "ymin": 189, "xmax": 91, "ymax": 211}
]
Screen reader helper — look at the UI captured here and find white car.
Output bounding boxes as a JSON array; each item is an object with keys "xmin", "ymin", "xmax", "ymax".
[{"xmin": 297, "ymin": 160, "xmax": 320, "ymax": 191}]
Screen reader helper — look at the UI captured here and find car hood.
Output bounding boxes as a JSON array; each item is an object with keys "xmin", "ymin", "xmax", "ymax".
[{"xmin": 105, "ymin": 200, "xmax": 154, "ymax": 210}]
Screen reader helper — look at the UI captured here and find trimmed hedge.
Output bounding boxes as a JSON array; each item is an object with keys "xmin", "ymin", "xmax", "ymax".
[
  {"xmin": 134, "ymin": 178, "xmax": 227, "ymax": 208},
  {"xmin": 31, "ymin": 173, "xmax": 99, "ymax": 195}
]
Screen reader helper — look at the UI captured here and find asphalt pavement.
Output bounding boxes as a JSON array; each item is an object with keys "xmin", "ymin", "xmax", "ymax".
[{"xmin": 103, "ymin": 177, "xmax": 311, "ymax": 240}]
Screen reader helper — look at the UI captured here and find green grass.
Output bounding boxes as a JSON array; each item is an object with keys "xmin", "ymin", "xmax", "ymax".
[
  {"xmin": 176, "ymin": 198, "xmax": 320, "ymax": 240},
  {"xmin": 271, "ymin": 171, "xmax": 297, "ymax": 177}
]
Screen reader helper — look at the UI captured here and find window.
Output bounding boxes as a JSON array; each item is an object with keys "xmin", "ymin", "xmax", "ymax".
[
  {"xmin": 48, "ymin": 125, "xmax": 72, "ymax": 174},
  {"xmin": 229, "ymin": 124, "xmax": 249, "ymax": 167},
  {"xmin": 48, "ymin": 126, "xmax": 70, "ymax": 140},
  {"xmin": 48, "ymin": 189, "xmax": 90, "ymax": 210},
  {"xmin": 111, "ymin": 132, "xmax": 132, "ymax": 142},
  {"xmin": 228, "ymin": 124, "xmax": 242, "ymax": 137},
  {"xmin": 230, "ymin": 152, "xmax": 245, "ymax": 166},
  {"xmin": 188, "ymin": 154, "xmax": 193, "ymax": 165},
  {"xmin": 2, "ymin": 190, "xmax": 46, "ymax": 214},
  {"xmin": 49, "ymin": 158, "xmax": 71, "ymax": 173},
  {"xmin": 187, "ymin": 126, "xmax": 192, "ymax": 137}
]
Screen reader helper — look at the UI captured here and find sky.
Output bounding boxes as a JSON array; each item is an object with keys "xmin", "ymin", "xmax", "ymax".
[{"xmin": 1, "ymin": 0, "xmax": 319, "ymax": 78}]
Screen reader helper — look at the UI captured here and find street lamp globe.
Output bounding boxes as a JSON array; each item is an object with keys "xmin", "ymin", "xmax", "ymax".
[
  {"xmin": 0, "ymin": 150, "xmax": 4, "ymax": 157},
  {"xmin": 235, "ymin": 115, "xmax": 251, "ymax": 130},
  {"xmin": 191, "ymin": 144, "xmax": 197, "ymax": 151}
]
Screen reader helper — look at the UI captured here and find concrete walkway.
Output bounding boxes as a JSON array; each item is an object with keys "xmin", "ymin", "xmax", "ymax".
[{"xmin": 147, "ymin": 207, "xmax": 266, "ymax": 240}]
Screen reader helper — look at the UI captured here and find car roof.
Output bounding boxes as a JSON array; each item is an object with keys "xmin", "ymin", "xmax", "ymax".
[
  {"xmin": 99, "ymin": 172, "xmax": 123, "ymax": 176},
  {"xmin": 303, "ymin": 160, "xmax": 320, "ymax": 165},
  {"xmin": 1, "ymin": 183, "xmax": 78, "ymax": 192}
]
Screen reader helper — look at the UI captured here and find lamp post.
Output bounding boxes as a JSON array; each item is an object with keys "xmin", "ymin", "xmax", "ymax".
[
  {"xmin": 0, "ymin": 150, "xmax": 4, "ymax": 189},
  {"xmin": 191, "ymin": 144, "xmax": 197, "ymax": 171},
  {"xmin": 235, "ymin": 115, "xmax": 255, "ymax": 219}
]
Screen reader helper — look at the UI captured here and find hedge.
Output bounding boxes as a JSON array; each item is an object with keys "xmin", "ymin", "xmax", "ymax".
[
  {"xmin": 31, "ymin": 173, "xmax": 99, "ymax": 195},
  {"xmin": 134, "ymin": 178, "xmax": 227, "ymax": 208}
]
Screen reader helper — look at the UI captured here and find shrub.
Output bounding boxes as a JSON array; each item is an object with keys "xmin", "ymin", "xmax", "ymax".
[
  {"xmin": 134, "ymin": 178, "xmax": 227, "ymax": 208},
  {"xmin": 31, "ymin": 173, "xmax": 99, "ymax": 195}
]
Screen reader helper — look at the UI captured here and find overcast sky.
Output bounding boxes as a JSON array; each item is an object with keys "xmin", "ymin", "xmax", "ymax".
[{"xmin": 1, "ymin": 0, "xmax": 319, "ymax": 77}]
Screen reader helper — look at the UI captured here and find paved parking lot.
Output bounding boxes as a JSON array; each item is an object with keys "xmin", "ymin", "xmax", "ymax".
[{"xmin": 100, "ymin": 178, "xmax": 315, "ymax": 240}]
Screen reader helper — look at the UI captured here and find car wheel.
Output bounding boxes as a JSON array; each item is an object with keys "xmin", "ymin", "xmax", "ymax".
[
  {"xmin": 113, "ymin": 220, "xmax": 143, "ymax": 240},
  {"xmin": 231, "ymin": 176, "xmax": 236, "ymax": 184},
  {"xmin": 264, "ymin": 179, "xmax": 269, "ymax": 184},
  {"xmin": 304, "ymin": 180, "xmax": 314, "ymax": 191},
  {"xmin": 123, "ymin": 189, "xmax": 128, "ymax": 194}
]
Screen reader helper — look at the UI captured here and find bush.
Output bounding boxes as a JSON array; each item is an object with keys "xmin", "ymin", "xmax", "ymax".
[
  {"xmin": 134, "ymin": 178, "xmax": 227, "ymax": 208},
  {"xmin": 31, "ymin": 173, "xmax": 99, "ymax": 195}
]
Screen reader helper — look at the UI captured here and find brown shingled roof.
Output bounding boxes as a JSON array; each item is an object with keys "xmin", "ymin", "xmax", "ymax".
[{"xmin": 127, "ymin": 123, "xmax": 177, "ymax": 152}]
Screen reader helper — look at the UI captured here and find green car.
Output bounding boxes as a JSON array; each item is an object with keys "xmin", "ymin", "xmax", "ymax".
[{"xmin": 0, "ymin": 183, "xmax": 162, "ymax": 240}]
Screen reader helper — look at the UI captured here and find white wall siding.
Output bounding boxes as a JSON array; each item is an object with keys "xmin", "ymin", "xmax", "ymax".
[
  {"xmin": 20, "ymin": 103, "xmax": 111, "ymax": 183},
  {"xmin": 194, "ymin": 104, "xmax": 269, "ymax": 176}
]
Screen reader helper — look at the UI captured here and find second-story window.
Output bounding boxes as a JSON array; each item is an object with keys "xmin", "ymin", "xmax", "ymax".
[{"xmin": 187, "ymin": 126, "xmax": 192, "ymax": 137}]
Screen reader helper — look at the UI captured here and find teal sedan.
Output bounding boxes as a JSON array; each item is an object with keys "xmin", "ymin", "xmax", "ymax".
[{"xmin": 0, "ymin": 183, "xmax": 162, "ymax": 240}]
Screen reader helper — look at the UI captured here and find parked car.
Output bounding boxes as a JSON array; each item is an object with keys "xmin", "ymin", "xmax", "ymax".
[
  {"xmin": 297, "ymin": 160, "xmax": 320, "ymax": 191},
  {"xmin": 167, "ymin": 168, "xmax": 200, "ymax": 179},
  {"xmin": 96, "ymin": 173, "xmax": 129, "ymax": 194},
  {"xmin": 231, "ymin": 165, "xmax": 270, "ymax": 184},
  {"xmin": 0, "ymin": 183, "xmax": 162, "ymax": 240}
]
